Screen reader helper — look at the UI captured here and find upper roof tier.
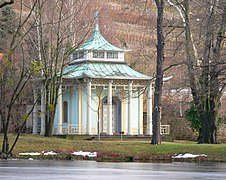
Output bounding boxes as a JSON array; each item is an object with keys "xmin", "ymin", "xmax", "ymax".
[
  {"xmin": 70, "ymin": 24, "xmax": 129, "ymax": 64},
  {"xmin": 75, "ymin": 24, "xmax": 128, "ymax": 52}
]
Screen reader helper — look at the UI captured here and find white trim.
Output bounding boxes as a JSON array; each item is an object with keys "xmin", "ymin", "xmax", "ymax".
[
  {"xmin": 91, "ymin": 85, "xmax": 96, "ymax": 90},
  {"xmin": 87, "ymin": 79, "xmax": 92, "ymax": 135},
  {"xmin": 57, "ymin": 85, "xmax": 63, "ymax": 134},
  {"xmin": 107, "ymin": 80, "xmax": 113, "ymax": 135},
  {"xmin": 147, "ymin": 82, "xmax": 153, "ymax": 135},
  {"xmin": 128, "ymin": 81, "xmax": 133, "ymax": 135},
  {"xmin": 138, "ymin": 89, "xmax": 143, "ymax": 135}
]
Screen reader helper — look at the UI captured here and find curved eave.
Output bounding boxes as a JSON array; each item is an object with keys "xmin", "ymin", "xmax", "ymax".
[
  {"xmin": 62, "ymin": 63, "xmax": 152, "ymax": 81},
  {"xmin": 63, "ymin": 74, "xmax": 152, "ymax": 81},
  {"xmin": 163, "ymin": 76, "xmax": 173, "ymax": 82}
]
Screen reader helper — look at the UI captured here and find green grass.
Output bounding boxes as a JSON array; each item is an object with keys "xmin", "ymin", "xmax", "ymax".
[{"xmin": 1, "ymin": 134, "xmax": 226, "ymax": 161}]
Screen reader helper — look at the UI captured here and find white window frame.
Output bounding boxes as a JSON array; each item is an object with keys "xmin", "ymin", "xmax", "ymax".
[
  {"xmin": 73, "ymin": 51, "xmax": 84, "ymax": 60},
  {"xmin": 93, "ymin": 51, "xmax": 105, "ymax": 58},
  {"xmin": 107, "ymin": 52, "xmax": 118, "ymax": 59}
]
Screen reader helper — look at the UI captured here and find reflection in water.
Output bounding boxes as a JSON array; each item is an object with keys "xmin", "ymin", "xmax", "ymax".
[{"xmin": 0, "ymin": 160, "xmax": 226, "ymax": 180}]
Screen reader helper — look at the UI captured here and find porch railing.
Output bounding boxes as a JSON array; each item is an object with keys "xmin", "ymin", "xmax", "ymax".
[{"xmin": 161, "ymin": 125, "xmax": 170, "ymax": 134}]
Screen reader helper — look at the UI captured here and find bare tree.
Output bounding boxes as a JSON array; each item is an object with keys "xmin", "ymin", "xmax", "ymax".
[
  {"xmin": 88, "ymin": 86, "xmax": 104, "ymax": 142},
  {"xmin": 168, "ymin": 0, "xmax": 226, "ymax": 143},
  {"xmin": 29, "ymin": 0, "xmax": 94, "ymax": 136},
  {"xmin": 151, "ymin": 0, "xmax": 165, "ymax": 145},
  {"xmin": 0, "ymin": 0, "xmax": 38, "ymax": 159}
]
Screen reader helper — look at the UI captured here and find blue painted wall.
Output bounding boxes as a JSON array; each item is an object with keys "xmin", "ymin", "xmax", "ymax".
[
  {"xmin": 62, "ymin": 90, "xmax": 70, "ymax": 131},
  {"xmin": 54, "ymin": 88, "xmax": 79, "ymax": 129},
  {"xmin": 54, "ymin": 104, "xmax": 58, "ymax": 128},
  {"xmin": 71, "ymin": 89, "xmax": 78, "ymax": 124}
]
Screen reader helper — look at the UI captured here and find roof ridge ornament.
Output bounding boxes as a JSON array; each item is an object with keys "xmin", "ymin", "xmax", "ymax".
[
  {"xmin": 95, "ymin": 11, "xmax": 100, "ymax": 31},
  {"xmin": 75, "ymin": 11, "xmax": 129, "ymax": 52}
]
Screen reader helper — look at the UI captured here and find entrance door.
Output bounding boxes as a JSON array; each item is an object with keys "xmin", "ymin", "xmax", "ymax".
[
  {"xmin": 102, "ymin": 96, "xmax": 121, "ymax": 134},
  {"xmin": 112, "ymin": 103, "xmax": 117, "ymax": 132}
]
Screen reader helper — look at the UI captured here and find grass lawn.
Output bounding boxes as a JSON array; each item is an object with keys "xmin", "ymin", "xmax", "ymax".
[{"xmin": 1, "ymin": 134, "xmax": 226, "ymax": 161}]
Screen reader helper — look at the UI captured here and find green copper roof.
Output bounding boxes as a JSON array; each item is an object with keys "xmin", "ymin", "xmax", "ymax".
[
  {"xmin": 76, "ymin": 24, "xmax": 128, "ymax": 52},
  {"xmin": 63, "ymin": 62, "xmax": 151, "ymax": 80}
]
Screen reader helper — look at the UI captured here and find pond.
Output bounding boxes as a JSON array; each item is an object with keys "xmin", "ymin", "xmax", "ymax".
[{"xmin": 0, "ymin": 160, "xmax": 226, "ymax": 179}]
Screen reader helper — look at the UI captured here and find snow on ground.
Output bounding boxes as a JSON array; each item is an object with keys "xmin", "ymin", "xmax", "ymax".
[
  {"xmin": 172, "ymin": 153, "xmax": 207, "ymax": 158},
  {"xmin": 43, "ymin": 151, "xmax": 58, "ymax": 155},
  {"xmin": 19, "ymin": 152, "xmax": 41, "ymax": 156},
  {"xmin": 19, "ymin": 151, "xmax": 58, "ymax": 156},
  {"xmin": 19, "ymin": 151, "xmax": 97, "ymax": 157},
  {"xmin": 71, "ymin": 151, "xmax": 97, "ymax": 158}
]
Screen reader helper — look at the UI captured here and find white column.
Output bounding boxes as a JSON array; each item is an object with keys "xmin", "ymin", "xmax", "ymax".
[
  {"xmin": 40, "ymin": 83, "xmax": 46, "ymax": 135},
  {"xmin": 107, "ymin": 80, "xmax": 113, "ymax": 135},
  {"xmin": 138, "ymin": 88, "xmax": 143, "ymax": 135},
  {"xmin": 87, "ymin": 79, "xmax": 92, "ymax": 135},
  {"xmin": 147, "ymin": 82, "xmax": 153, "ymax": 135},
  {"xmin": 57, "ymin": 84, "xmax": 63, "ymax": 134},
  {"xmin": 128, "ymin": 81, "xmax": 133, "ymax": 135},
  {"xmin": 78, "ymin": 85, "xmax": 82, "ymax": 134},
  {"xmin": 69, "ymin": 88, "xmax": 73, "ymax": 127},
  {"xmin": 32, "ymin": 88, "xmax": 38, "ymax": 135}
]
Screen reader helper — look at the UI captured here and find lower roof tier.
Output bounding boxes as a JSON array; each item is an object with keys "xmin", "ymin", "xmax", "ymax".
[{"xmin": 62, "ymin": 62, "xmax": 152, "ymax": 80}]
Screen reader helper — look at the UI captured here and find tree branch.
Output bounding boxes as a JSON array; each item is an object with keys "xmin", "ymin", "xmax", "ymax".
[
  {"xmin": 163, "ymin": 62, "xmax": 185, "ymax": 72},
  {"xmin": 0, "ymin": 0, "xmax": 14, "ymax": 9}
]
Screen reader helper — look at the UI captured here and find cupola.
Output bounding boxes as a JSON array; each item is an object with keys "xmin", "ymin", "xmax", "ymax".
[{"xmin": 71, "ymin": 13, "xmax": 128, "ymax": 64}]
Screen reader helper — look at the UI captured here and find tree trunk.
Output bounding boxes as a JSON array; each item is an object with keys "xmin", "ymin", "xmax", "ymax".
[
  {"xmin": 44, "ymin": 81, "xmax": 59, "ymax": 137},
  {"xmin": 151, "ymin": 0, "xmax": 164, "ymax": 145},
  {"xmin": 45, "ymin": 111, "xmax": 55, "ymax": 137}
]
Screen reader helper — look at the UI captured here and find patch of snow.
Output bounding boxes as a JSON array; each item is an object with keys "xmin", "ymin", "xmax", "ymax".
[
  {"xmin": 71, "ymin": 151, "xmax": 97, "ymax": 157},
  {"xmin": 172, "ymin": 153, "xmax": 207, "ymax": 159},
  {"xmin": 19, "ymin": 152, "xmax": 41, "ymax": 156},
  {"xmin": 43, "ymin": 151, "xmax": 58, "ymax": 155},
  {"xmin": 19, "ymin": 151, "xmax": 58, "ymax": 156},
  {"xmin": 19, "ymin": 151, "xmax": 97, "ymax": 157}
]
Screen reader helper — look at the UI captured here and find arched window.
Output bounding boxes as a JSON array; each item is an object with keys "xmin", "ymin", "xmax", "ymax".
[{"xmin": 63, "ymin": 101, "xmax": 68, "ymax": 123}]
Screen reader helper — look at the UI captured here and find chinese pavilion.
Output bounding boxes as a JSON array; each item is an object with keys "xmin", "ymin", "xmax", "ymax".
[{"xmin": 32, "ymin": 21, "xmax": 154, "ymax": 136}]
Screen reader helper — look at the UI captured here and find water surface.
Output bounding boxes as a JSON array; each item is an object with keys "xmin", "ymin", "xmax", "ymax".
[{"xmin": 0, "ymin": 160, "xmax": 225, "ymax": 179}]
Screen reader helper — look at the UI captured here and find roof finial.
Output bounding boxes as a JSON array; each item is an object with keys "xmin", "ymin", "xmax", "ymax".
[
  {"xmin": 95, "ymin": 11, "xmax": 100, "ymax": 24},
  {"xmin": 95, "ymin": 11, "xmax": 100, "ymax": 30}
]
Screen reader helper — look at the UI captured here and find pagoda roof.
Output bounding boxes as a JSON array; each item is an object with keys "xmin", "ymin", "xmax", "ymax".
[
  {"xmin": 76, "ymin": 24, "xmax": 128, "ymax": 52},
  {"xmin": 62, "ymin": 62, "xmax": 152, "ymax": 80}
]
